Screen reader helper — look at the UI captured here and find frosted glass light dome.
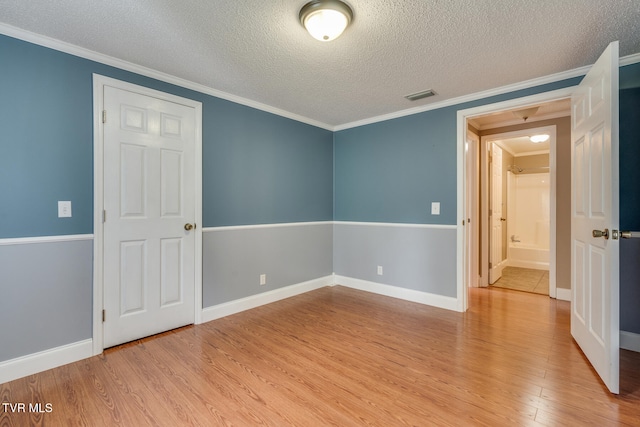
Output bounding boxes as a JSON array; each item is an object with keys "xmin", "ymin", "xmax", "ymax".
[
  {"xmin": 530, "ymin": 134, "xmax": 550, "ymax": 143},
  {"xmin": 300, "ymin": 0, "xmax": 353, "ymax": 42}
]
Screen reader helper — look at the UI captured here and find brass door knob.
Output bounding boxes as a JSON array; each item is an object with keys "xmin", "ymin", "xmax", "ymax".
[
  {"xmin": 592, "ymin": 228, "xmax": 609, "ymax": 239},
  {"xmin": 184, "ymin": 223, "xmax": 195, "ymax": 231}
]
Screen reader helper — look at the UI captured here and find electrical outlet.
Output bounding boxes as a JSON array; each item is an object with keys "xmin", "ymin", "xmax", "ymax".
[
  {"xmin": 260, "ymin": 274, "xmax": 266, "ymax": 286},
  {"xmin": 377, "ymin": 266, "xmax": 383, "ymax": 276},
  {"xmin": 431, "ymin": 202, "xmax": 440, "ymax": 215}
]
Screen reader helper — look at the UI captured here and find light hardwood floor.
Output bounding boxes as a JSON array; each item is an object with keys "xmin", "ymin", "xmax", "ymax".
[{"xmin": 2, "ymin": 286, "xmax": 639, "ymax": 426}]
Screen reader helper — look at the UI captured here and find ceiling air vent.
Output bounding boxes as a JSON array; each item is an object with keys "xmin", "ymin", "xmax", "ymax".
[{"xmin": 404, "ymin": 89, "xmax": 436, "ymax": 101}]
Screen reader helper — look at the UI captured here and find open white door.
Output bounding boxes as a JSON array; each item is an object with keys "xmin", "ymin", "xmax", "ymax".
[
  {"xmin": 570, "ymin": 41, "xmax": 619, "ymax": 394},
  {"xmin": 489, "ymin": 143, "xmax": 505, "ymax": 284}
]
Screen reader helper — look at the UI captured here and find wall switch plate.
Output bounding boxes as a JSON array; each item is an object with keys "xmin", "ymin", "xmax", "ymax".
[
  {"xmin": 431, "ymin": 202, "xmax": 440, "ymax": 215},
  {"xmin": 58, "ymin": 201, "xmax": 72, "ymax": 218},
  {"xmin": 259, "ymin": 274, "xmax": 266, "ymax": 286},
  {"xmin": 377, "ymin": 266, "xmax": 383, "ymax": 275}
]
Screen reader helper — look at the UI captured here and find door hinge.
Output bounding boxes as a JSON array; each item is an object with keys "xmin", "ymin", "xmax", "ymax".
[
  {"xmin": 102, "ymin": 210, "xmax": 106, "ymax": 223},
  {"xmin": 102, "ymin": 110, "xmax": 107, "ymax": 124},
  {"xmin": 102, "ymin": 309, "xmax": 106, "ymax": 322}
]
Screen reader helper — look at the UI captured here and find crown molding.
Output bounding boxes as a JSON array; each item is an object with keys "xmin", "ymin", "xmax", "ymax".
[
  {"xmin": 335, "ymin": 51, "xmax": 640, "ymax": 132},
  {"xmin": 620, "ymin": 51, "xmax": 640, "ymax": 67},
  {"xmin": 333, "ymin": 66, "xmax": 589, "ymax": 131},
  {"xmin": 3, "ymin": 23, "xmax": 640, "ymax": 133},
  {"xmin": 0, "ymin": 23, "xmax": 334, "ymax": 131}
]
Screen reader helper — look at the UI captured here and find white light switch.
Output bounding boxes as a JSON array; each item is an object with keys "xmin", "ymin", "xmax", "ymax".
[
  {"xmin": 431, "ymin": 202, "xmax": 440, "ymax": 215},
  {"xmin": 58, "ymin": 201, "xmax": 72, "ymax": 218}
]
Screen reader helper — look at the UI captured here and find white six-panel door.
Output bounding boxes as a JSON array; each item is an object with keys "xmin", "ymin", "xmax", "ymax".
[
  {"xmin": 102, "ymin": 84, "xmax": 198, "ymax": 348},
  {"xmin": 570, "ymin": 41, "xmax": 619, "ymax": 394}
]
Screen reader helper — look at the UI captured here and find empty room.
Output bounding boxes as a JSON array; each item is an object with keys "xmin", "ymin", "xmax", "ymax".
[{"xmin": 2, "ymin": 1, "xmax": 640, "ymax": 425}]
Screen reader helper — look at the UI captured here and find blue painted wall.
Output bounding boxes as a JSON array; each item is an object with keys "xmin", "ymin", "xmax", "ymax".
[
  {"xmin": 334, "ymin": 78, "xmax": 582, "ymax": 224},
  {"xmin": 0, "ymin": 34, "xmax": 333, "ymax": 239},
  {"xmin": 0, "ymin": 37, "xmax": 94, "ymax": 238},
  {"xmin": 334, "ymin": 109, "xmax": 457, "ymax": 224},
  {"xmin": 334, "ymin": 64, "xmax": 639, "ymax": 226},
  {"xmin": 619, "ymin": 85, "xmax": 640, "ymax": 231},
  {"xmin": 619, "ymin": 73, "xmax": 640, "ymax": 335},
  {"xmin": 204, "ymin": 102, "xmax": 333, "ymax": 226}
]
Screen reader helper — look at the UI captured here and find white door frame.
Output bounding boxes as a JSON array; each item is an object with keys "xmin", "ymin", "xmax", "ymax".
[
  {"xmin": 456, "ymin": 86, "xmax": 574, "ymax": 311},
  {"xmin": 480, "ymin": 125, "xmax": 557, "ymax": 297},
  {"xmin": 92, "ymin": 74, "xmax": 203, "ymax": 355}
]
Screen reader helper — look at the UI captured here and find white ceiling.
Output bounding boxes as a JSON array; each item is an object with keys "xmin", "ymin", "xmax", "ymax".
[
  {"xmin": 1, "ymin": 0, "xmax": 640, "ymax": 129},
  {"xmin": 495, "ymin": 136, "xmax": 550, "ymax": 157}
]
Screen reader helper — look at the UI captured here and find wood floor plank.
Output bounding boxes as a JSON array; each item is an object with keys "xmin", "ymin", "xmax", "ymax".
[{"xmin": 2, "ymin": 285, "xmax": 640, "ymax": 426}]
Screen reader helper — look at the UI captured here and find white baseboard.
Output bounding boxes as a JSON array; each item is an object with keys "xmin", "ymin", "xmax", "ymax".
[
  {"xmin": 334, "ymin": 275, "xmax": 459, "ymax": 312},
  {"xmin": 0, "ymin": 339, "xmax": 93, "ymax": 385},
  {"xmin": 201, "ymin": 275, "xmax": 334, "ymax": 323},
  {"xmin": 556, "ymin": 287, "xmax": 571, "ymax": 301},
  {"xmin": 620, "ymin": 331, "xmax": 640, "ymax": 353}
]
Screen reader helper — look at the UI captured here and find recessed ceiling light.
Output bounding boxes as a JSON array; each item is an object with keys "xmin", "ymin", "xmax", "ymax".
[
  {"xmin": 299, "ymin": 0, "xmax": 353, "ymax": 42},
  {"xmin": 530, "ymin": 134, "xmax": 550, "ymax": 143}
]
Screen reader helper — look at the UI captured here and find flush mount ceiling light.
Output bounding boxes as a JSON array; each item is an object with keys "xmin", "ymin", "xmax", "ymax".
[
  {"xmin": 299, "ymin": 0, "xmax": 353, "ymax": 42},
  {"xmin": 530, "ymin": 134, "xmax": 550, "ymax": 143}
]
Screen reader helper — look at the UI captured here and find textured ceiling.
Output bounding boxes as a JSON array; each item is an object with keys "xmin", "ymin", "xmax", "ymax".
[{"xmin": 1, "ymin": 0, "xmax": 640, "ymax": 128}]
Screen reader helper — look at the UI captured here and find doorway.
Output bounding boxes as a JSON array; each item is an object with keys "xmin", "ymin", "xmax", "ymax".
[
  {"xmin": 457, "ymin": 89, "xmax": 573, "ymax": 311},
  {"xmin": 481, "ymin": 126, "xmax": 557, "ymax": 296}
]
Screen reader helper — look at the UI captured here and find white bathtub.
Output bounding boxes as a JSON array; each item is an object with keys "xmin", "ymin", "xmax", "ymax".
[{"xmin": 508, "ymin": 242, "xmax": 549, "ymax": 270}]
